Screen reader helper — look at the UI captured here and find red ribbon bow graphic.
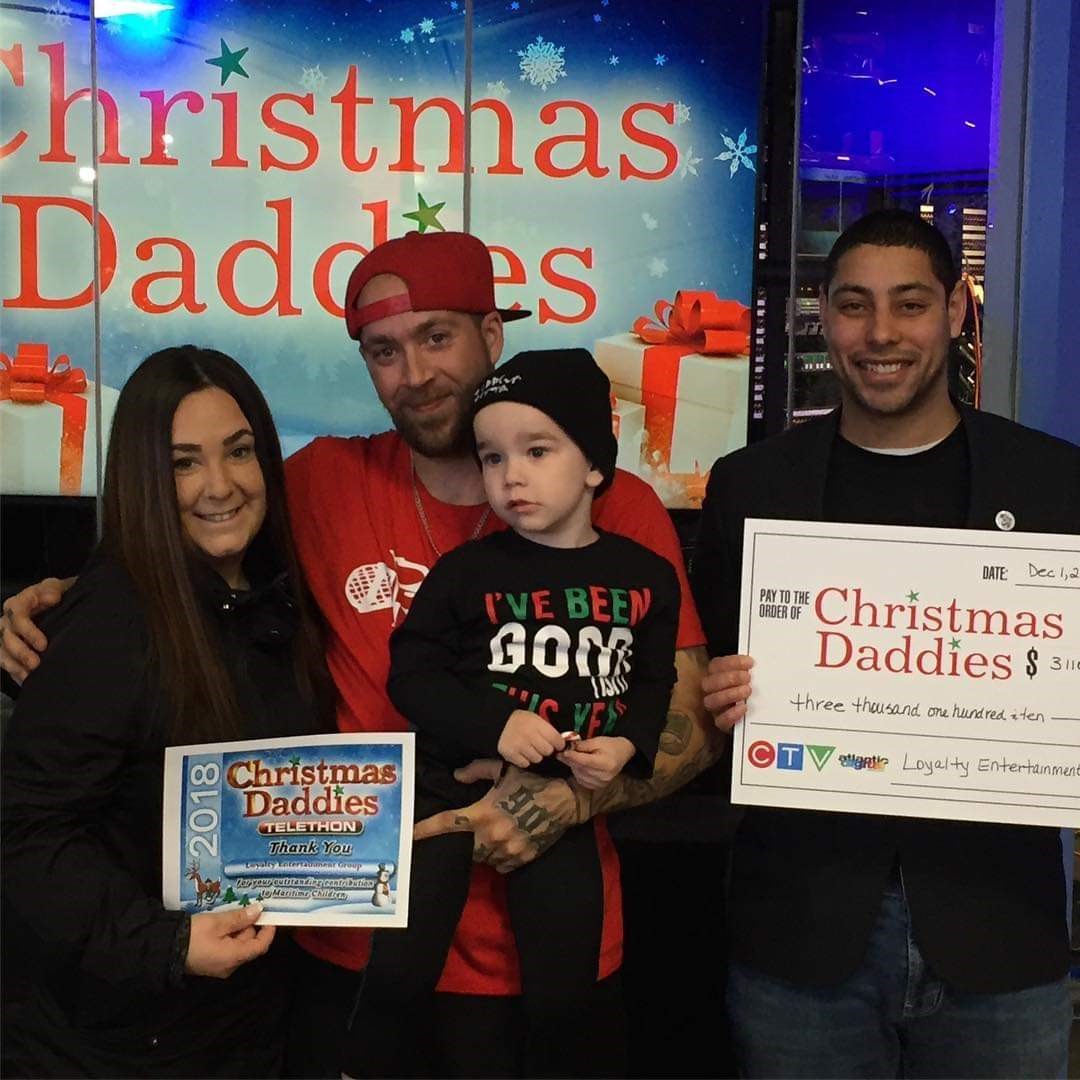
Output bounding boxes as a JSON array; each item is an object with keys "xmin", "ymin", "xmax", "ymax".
[
  {"xmin": 1, "ymin": 344, "xmax": 90, "ymax": 494},
  {"xmin": 632, "ymin": 290, "xmax": 751, "ymax": 357}
]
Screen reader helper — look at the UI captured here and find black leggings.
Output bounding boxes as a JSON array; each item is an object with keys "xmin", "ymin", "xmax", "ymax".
[
  {"xmin": 341, "ymin": 780, "xmax": 610, "ymax": 1078},
  {"xmin": 284, "ymin": 947, "xmax": 626, "ymax": 1079}
]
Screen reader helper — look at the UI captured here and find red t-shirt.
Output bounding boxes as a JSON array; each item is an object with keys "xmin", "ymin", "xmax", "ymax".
[{"xmin": 285, "ymin": 431, "xmax": 704, "ymax": 994}]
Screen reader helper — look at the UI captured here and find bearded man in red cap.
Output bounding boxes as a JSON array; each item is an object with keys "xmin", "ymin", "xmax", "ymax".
[
  {"xmin": 0, "ymin": 232, "xmax": 720, "ymax": 1079},
  {"xmin": 283, "ymin": 232, "xmax": 719, "ymax": 1078}
]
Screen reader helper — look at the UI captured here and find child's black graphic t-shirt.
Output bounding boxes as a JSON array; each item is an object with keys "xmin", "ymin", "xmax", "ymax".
[{"xmin": 388, "ymin": 528, "xmax": 680, "ymax": 778}]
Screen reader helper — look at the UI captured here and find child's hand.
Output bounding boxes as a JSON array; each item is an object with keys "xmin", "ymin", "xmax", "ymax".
[
  {"xmin": 558, "ymin": 736, "xmax": 635, "ymax": 790},
  {"xmin": 497, "ymin": 710, "xmax": 566, "ymax": 767}
]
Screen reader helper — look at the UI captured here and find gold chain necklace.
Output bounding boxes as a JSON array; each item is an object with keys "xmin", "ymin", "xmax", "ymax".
[{"xmin": 410, "ymin": 460, "xmax": 492, "ymax": 559}]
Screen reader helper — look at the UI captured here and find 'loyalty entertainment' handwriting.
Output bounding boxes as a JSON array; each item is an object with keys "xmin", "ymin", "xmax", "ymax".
[{"xmin": 900, "ymin": 755, "xmax": 1080, "ymax": 779}]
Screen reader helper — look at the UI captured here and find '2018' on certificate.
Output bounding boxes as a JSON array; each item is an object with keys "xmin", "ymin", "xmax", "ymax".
[
  {"xmin": 163, "ymin": 733, "xmax": 415, "ymax": 926},
  {"xmin": 733, "ymin": 520, "xmax": 1080, "ymax": 828}
]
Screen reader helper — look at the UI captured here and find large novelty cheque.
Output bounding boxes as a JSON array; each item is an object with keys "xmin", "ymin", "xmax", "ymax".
[
  {"xmin": 732, "ymin": 520, "xmax": 1080, "ymax": 829},
  {"xmin": 164, "ymin": 734, "xmax": 414, "ymax": 926}
]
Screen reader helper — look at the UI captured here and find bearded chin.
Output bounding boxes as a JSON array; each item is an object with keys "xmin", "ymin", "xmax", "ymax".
[{"xmin": 393, "ymin": 403, "xmax": 475, "ymax": 458}]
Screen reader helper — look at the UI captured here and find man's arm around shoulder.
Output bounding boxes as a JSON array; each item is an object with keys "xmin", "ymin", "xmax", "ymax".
[{"xmin": 0, "ymin": 578, "xmax": 76, "ymax": 685}]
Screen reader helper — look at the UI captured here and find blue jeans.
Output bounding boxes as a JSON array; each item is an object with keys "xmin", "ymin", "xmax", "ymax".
[{"xmin": 728, "ymin": 877, "xmax": 1071, "ymax": 1079}]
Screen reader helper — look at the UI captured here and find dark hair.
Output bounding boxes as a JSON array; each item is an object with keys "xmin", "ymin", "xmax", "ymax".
[
  {"xmin": 823, "ymin": 209, "xmax": 959, "ymax": 296},
  {"xmin": 102, "ymin": 345, "xmax": 329, "ymax": 744}
]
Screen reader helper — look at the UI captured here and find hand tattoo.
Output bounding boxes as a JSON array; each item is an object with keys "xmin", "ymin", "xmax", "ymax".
[{"xmin": 495, "ymin": 781, "xmax": 567, "ymax": 858}]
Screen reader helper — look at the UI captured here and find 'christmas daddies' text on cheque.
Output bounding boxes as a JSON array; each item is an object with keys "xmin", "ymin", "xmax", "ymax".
[{"xmin": 732, "ymin": 520, "xmax": 1080, "ymax": 828}]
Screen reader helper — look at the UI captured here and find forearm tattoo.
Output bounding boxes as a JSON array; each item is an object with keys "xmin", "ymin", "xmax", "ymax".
[
  {"xmin": 658, "ymin": 709, "xmax": 693, "ymax": 755},
  {"xmin": 466, "ymin": 704, "xmax": 716, "ymax": 864},
  {"xmin": 587, "ymin": 708, "xmax": 722, "ymax": 816}
]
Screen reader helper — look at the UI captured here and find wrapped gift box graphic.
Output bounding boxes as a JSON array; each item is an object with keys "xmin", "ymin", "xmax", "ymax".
[
  {"xmin": 1, "ymin": 344, "xmax": 120, "ymax": 496},
  {"xmin": 610, "ymin": 393, "xmax": 646, "ymax": 473},
  {"xmin": 596, "ymin": 291, "xmax": 751, "ymax": 477}
]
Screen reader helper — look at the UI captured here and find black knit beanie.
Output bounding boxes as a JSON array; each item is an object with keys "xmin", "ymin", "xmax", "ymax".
[{"xmin": 473, "ymin": 348, "xmax": 618, "ymax": 496}]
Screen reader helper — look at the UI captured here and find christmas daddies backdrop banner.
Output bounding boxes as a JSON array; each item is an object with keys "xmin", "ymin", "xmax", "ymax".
[{"xmin": 1, "ymin": 0, "xmax": 766, "ymax": 507}]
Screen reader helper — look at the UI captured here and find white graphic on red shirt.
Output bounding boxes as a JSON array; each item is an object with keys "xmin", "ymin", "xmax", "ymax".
[{"xmin": 344, "ymin": 549, "xmax": 430, "ymax": 625}]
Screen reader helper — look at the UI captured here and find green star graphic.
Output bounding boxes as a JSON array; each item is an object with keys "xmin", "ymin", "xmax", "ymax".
[
  {"xmin": 906, "ymin": 590, "xmax": 919, "ymax": 602},
  {"xmin": 949, "ymin": 637, "xmax": 962, "ymax": 650},
  {"xmin": 206, "ymin": 38, "xmax": 250, "ymax": 85},
  {"xmin": 403, "ymin": 193, "xmax": 446, "ymax": 233},
  {"xmin": 333, "ymin": 784, "xmax": 345, "ymax": 796},
  {"xmin": 289, "ymin": 755, "xmax": 301, "ymax": 767}
]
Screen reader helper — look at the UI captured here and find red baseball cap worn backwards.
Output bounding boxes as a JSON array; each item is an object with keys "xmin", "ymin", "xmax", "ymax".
[{"xmin": 344, "ymin": 231, "xmax": 532, "ymax": 340}]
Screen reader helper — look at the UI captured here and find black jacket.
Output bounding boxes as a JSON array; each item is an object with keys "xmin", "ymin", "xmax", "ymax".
[
  {"xmin": 691, "ymin": 405, "xmax": 1080, "ymax": 992},
  {"xmin": 2, "ymin": 554, "xmax": 324, "ymax": 1077}
]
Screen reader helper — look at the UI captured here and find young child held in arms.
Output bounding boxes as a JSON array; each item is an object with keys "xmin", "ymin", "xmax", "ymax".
[{"xmin": 343, "ymin": 348, "xmax": 680, "ymax": 1078}]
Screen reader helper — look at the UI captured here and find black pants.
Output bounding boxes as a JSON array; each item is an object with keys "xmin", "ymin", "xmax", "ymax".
[
  {"xmin": 284, "ymin": 946, "xmax": 627, "ymax": 1079},
  {"xmin": 341, "ymin": 769, "xmax": 610, "ymax": 1078}
]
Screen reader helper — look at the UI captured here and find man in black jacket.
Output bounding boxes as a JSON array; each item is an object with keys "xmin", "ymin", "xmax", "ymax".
[{"xmin": 692, "ymin": 208, "xmax": 1078, "ymax": 1079}]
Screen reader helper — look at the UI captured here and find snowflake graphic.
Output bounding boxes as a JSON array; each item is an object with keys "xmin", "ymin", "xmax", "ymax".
[
  {"xmin": 679, "ymin": 146, "xmax": 702, "ymax": 178},
  {"xmin": 400, "ymin": 27, "xmax": 415, "ymax": 43},
  {"xmin": 642, "ymin": 212, "xmax": 659, "ymax": 231},
  {"xmin": 104, "ymin": 17, "xmax": 123, "ymax": 36},
  {"xmin": 608, "ymin": 55, "xmax": 619, "ymax": 66},
  {"xmin": 300, "ymin": 64, "xmax": 327, "ymax": 92},
  {"xmin": 673, "ymin": 101, "xmax": 691, "ymax": 126},
  {"xmin": 648, "ymin": 256, "xmax": 669, "ymax": 279},
  {"xmin": 419, "ymin": 17, "xmax": 436, "ymax": 34},
  {"xmin": 485, "ymin": 80, "xmax": 510, "ymax": 100},
  {"xmin": 509, "ymin": 1, "xmax": 519, "ymax": 9},
  {"xmin": 593, "ymin": 13, "xmax": 602, "ymax": 22},
  {"xmin": 518, "ymin": 35, "xmax": 567, "ymax": 90},
  {"xmin": 45, "ymin": 1, "xmax": 71, "ymax": 25},
  {"xmin": 449, "ymin": 0, "xmax": 458, "ymax": 7},
  {"xmin": 654, "ymin": 53, "xmax": 668, "ymax": 66},
  {"xmin": 715, "ymin": 128, "xmax": 757, "ymax": 177}
]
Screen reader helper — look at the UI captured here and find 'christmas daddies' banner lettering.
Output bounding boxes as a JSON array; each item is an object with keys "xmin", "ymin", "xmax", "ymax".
[
  {"xmin": 733, "ymin": 520, "xmax": 1080, "ymax": 829},
  {"xmin": 1, "ymin": 1, "xmax": 765, "ymax": 506}
]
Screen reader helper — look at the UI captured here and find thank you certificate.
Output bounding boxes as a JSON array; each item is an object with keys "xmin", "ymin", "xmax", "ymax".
[
  {"xmin": 163, "ymin": 733, "xmax": 415, "ymax": 926},
  {"xmin": 732, "ymin": 519, "xmax": 1080, "ymax": 828}
]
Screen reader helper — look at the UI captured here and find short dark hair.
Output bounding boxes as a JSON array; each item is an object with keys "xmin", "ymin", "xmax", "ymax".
[
  {"xmin": 103, "ymin": 345, "xmax": 329, "ymax": 743},
  {"xmin": 822, "ymin": 208, "xmax": 959, "ymax": 296}
]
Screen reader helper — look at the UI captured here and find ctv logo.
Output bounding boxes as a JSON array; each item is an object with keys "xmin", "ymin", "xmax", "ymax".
[{"xmin": 747, "ymin": 741, "xmax": 835, "ymax": 771}]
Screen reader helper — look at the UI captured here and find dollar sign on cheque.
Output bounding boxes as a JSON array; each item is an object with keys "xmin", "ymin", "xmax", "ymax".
[{"xmin": 1025, "ymin": 648, "xmax": 1039, "ymax": 679}]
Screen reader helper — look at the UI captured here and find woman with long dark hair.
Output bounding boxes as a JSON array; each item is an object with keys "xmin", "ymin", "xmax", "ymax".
[{"xmin": 2, "ymin": 346, "xmax": 331, "ymax": 1077}]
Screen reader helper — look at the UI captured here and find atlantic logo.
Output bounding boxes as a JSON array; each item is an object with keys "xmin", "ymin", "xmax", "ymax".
[
  {"xmin": 838, "ymin": 753, "xmax": 889, "ymax": 771},
  {"xmin": 747, "ymin": 741, "xmax": 836, "ymax": 772}
]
